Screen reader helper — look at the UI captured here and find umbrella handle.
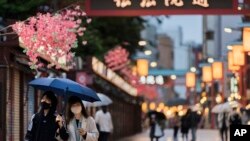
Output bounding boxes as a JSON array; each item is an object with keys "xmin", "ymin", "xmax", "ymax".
[{"xmin": 62, "ymin": 87, "xmax": 69, "ymax": 115}]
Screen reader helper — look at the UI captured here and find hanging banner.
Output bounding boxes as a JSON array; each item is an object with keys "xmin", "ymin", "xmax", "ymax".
[{"xmin": 85, "ymin": 0, "xmax": 248, "ymax": 16}]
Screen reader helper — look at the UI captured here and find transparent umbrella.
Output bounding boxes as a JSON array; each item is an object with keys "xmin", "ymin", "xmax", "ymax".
[{"xmin": 83, "ymin": 93, "xmax": 113, "ymax": 107}]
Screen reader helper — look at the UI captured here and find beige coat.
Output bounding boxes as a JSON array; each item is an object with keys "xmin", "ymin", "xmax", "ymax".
[{"xmin": 57, "ymin": 117, "xmax": 99, "ymax": 141}]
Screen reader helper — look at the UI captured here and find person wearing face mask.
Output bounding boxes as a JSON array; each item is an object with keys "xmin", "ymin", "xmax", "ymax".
[
  {"xmin": 63, "ymin": 96, "xmax": 99, "ymax": 141},
  {"xmin": 25, "ymin": 91, "xmax": 68, "ymax": 141},
  {"xmin": 95, "ymin": 106, "xmax": 113, "ymax": 141}
]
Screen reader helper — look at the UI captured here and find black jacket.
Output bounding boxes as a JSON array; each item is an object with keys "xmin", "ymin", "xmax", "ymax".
[{"xmin": 25, "ymin": 113, "xmax": 68, "ymax": 141}]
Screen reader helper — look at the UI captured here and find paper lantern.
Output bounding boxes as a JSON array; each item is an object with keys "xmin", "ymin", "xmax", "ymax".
[
  {"xmin": 137, "ymin": 59, "xmax": 148, "ymax": 76},
  {"xmin": 149, "ymin": 102, "xmax": 156, "ymax": 110},
  {"xmin": 212, "ymin": 62, "xmax": 223, "ymax": 80},
  {"xmin": 232, "ymin": 45, "xmax": 245, "ymax": 66},
  {"xmin": 202, "ymin": 66, "xmax": 212, "ymax": 83},
  {"xmin": 141, "ymin": 102, "xmax": 148, "ymax": 113},
  {"xmin": 243, "ymin": 27, "xmax": 250, "ymax": 52},
  {"xmin": 228, "ymin": 52, "xmax": 240, "ymax": 71},
  {"xmin": 186, "ymin": 72, "xmax": 196, "ymax": 88}
]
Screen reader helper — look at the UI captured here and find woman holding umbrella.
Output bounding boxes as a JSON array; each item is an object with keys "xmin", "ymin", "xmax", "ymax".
[
  {"xmin": 25, "ymin": 91, "xmax": 68, "ymax": 141},
  {"xmin": 64, "ymin": 96, "xmax": 99, "ymax": 141}
]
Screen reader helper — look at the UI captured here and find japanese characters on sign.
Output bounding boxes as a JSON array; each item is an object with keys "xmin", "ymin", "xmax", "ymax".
[
  {"xmin": 113, "ymin": 0, "xmax": 209, "ymax": 8},
  {"xmin": 85, "ymin": 0, "xmax": 244, "ymax": 16}
]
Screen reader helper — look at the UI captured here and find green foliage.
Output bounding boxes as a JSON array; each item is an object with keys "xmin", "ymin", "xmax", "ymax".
[
  {"xmin": 0, "ymin": 0, "xmax": 47, "ymax": 19},
  {"xmin": 75, "ymin": 17, "xmax": 145, "ymax": 59}
]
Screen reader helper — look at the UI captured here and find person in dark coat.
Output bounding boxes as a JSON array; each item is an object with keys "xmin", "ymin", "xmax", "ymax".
[
  {"xmin": 181, "ymin": 109, "xmax": 191, "ymax": 141},
  {"xmin": 189, "ymin": 111, "xmax": 201, "ymax": 141},
  {"xmin": 25, "ymin": 91, "xmax": 68, "ymax": 141}
]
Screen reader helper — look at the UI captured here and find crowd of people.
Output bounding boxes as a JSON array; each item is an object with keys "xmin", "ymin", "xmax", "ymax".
[
  {"xmin": 146, "ymin": 105, "xmax": 249, "ymax": 141},
  {"xmin": 217, "ymin": 107, "xmax": 249, "ymax": 141},
  {"xmin": 25, "ymin": 91, "xmax": 113, "ymax": 141}
]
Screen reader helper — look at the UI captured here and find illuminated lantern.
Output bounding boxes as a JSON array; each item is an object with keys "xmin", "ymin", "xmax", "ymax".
[
  {"xmin": 212, "ymin": 62, "xmax": 223, "ymax": 80},
  {"xmin": 186, "ymin": 72, "xmax": 196, "ymax": 88},
  {"xmin": 243, "ymin": 27, "xmax": 250, "ymax": 52},
  {"xmin": 228, "ymin": 52, "xmax": 240, "ymax": 71},
  {"xmin": 137, "ymin": 59, "xmax": 148, "ymax": 76},
  {"xmin": 141, "ymin": 102, "xmax": 148, "ymax": 113},
  {"xmin": 202, "ymin": 66, "xmax": 212, "ymax": 83},
  {"xmin": 232, "ymin": 45, "xmax": 245, "ymax": 66},
  {"xmin": 149, "ymin": 102, "xmax": 156, "ymax": 110}
]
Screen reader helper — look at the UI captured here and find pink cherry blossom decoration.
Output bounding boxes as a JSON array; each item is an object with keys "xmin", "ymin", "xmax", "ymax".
[{"xmin": 12, "ymin": 5, "xmax": 89, "ymax": 70}]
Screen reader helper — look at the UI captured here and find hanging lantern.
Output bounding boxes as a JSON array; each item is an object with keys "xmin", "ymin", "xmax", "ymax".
[
  {"xmin": 202, "ymin": 66, "xmax": 212, "ymax": 83},
  {"xmin": 243, "ymin": 27, "xmax": 250, "ymax": 52},
  {"xmin": 186, "ymin": 72, "xmax": 196, "ymax": 88},
  {"xmin": 149, "ymin": 102, "xmax": 156, "ymax": 110},
  {"xmin": 137, "ymin": 59, "xmax": 148, "ymax": 76},
  {"xmin": 232, "ymin": 45, "xmax": 245, "ymax": 66},
  {"xmin": 141, "ymin": 102, "xmax": 148, "ymax": 113},
  {"xmin": 212, "ymin": 62, "xmax": 223, "ymax": 80},
  {"xmin": 228, "ymin": 52, "xmax": 240, "ymax": 71}
]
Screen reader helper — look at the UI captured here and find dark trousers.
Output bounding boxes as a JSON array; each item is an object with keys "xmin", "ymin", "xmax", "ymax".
[
  {"xmin": 220, "ymin": 127, "xmax": 228, "ymax": 141},
  {"xmin": 150, "ymin": 137, "xmax": 159, "ymax": 141},
  {"xmin": 173, "ymin": 126, "xmax": 179, "ymax": 139},
  {"xmin": 98, "ymin": 131, "xmax": 110, "ymax": 141}
]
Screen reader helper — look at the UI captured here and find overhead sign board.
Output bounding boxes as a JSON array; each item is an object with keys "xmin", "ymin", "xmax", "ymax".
[{"xmin": 85, "ymin": 0, "xmax": 249, "ymax": 16}]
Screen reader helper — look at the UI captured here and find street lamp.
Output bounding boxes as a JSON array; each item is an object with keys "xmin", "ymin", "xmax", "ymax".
[
  {"xmin": 144, "ymin": 50, "xmax": 152, "ymax": 55},
  {"xmin": 138, "ymin": 40, "xmax": 147, "ymax": 46},
  {"xmin": 207, "ymin": 57, "xmax": 214, "ymax": 63},
  {"xmin": 224, "ymin": 28, "xmax": 233, "ymax": 33},
  {"xmin": 190, "ymin": 67, "xmax": 197, "ymax": 72},
  {"xmin": 150, "ymin": 61, "xmax": 157, "ymax": 67},
  {"xmin": 170, "ymin": 75, "xmax": 177, "ymax": 80}
]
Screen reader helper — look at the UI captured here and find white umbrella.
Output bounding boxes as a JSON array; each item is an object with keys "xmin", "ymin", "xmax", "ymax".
[
  {"xmin": 83, "ymin": 93, "xmax": 113, "ymax": 107},
  {"xmin": 191, "ymin": 104, "xmax": 202, "ymax": 112},
  {"xmin": 212, "ymin": 101, "xmax": 241, "ymax": 113}
]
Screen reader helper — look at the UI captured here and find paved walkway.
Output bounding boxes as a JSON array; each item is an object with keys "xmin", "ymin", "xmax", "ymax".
[{"xmin": 119, "ymin": 129, "xmax": 222, "ymax": 141}]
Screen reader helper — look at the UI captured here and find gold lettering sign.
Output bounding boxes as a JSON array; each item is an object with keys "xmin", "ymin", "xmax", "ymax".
[
  {"xmin": 192, "ymin": 0, "xmax": 209, "ymax": 7},
  {"xmin": 165, "ymin": 0, "xmax": 184, "ymax": 7},
  {"xmin": 114, "ymin": 0, "xmax": 131, "ymax": 8},
  {"xmin": 140, "ymin": 0, "xmax": 156, "ymax": 8}
]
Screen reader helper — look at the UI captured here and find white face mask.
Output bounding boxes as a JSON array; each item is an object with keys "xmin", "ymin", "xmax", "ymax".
[{"xmin": 71, "ymin": 106, "xmax": 82, "ymax": 115}]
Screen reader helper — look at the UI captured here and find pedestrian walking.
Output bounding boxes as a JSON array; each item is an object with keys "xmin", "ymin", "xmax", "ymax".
[
  {"xmin": 218, "ymin": 112, "xmax": 229, "ymax": 141},
  {"xmin": 241, "ymin": 110, "xmax": 248, "ymax": 125},
  {"xmin": 149, "ymin": 114, "xmax": 164, "ymax": 141},
  {"xmin": 95, "ymin": 106, "xmax": 113, "ymax": 141},
  {"xmin": 172, "ymin": 112, "xmax": 180, "ymax": 140},
  {"xmin": 181, "ymin": 109, "xmax": 191, "ymax": 141},
  {"xmin": 25, "ymin": 91, "xmax": 68, "ymax": 141},
  {"xmin": 190, "ymin": 111, "xmax": 201, "ymax": 141},
  {"xmin": 229, "ymin": 107, "xmax": 242, "ymax": 125},
  {"xmin": 62, "ymin": 96, "xmax": 99, "ymax": 141}
]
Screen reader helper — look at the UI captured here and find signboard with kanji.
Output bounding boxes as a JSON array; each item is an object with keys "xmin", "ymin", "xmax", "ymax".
[{"xmin": 85, "ymin": 0, "xmax": 249, "ymax": 16}]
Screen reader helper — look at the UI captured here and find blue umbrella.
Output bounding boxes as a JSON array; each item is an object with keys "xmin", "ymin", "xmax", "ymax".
[{"xmin": 29, "ymin": 78, "xmax": 100, "ymax": 102}]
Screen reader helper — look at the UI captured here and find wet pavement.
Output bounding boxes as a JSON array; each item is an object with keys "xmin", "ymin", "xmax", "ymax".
[{"xmin": 119, "ymin": 129, "xmax": 222, "ymax": 141}]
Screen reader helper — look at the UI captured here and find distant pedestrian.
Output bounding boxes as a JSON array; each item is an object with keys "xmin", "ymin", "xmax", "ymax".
[
  {"xmin": 241, "ymin": 110, "xmax": 248, "ymax": 125},
  {"xmin": 172, "ymin": 112, "xmax": 180, "ymax": 140},
  {"xmin": 218, "ymin": 112, "xmax": 229, "ymax": 141},
  {"xmin": 229, "ymin": 107, "xmax": 242, "ymax": 126},
  {"xmin": 190, "ymin": 111, "xmax": 201, "ymax": 141},
  {"xmin": 25, "ymin": 91, "xmax": 68, "ymax": 141},
  {"xmin": 149, "ymin": 114, "xmax": 164, "ymax": 141},
  {"xmin": 95, "ymin": 106, "xmax": 113, "ymax": 141},
  {"xmin": 181, "ymin": 109, "xmax": 191, "ymax": 141},
  {"xmin": 64, "ymin": 96, "xmax": 99, "ymax": 141}
]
